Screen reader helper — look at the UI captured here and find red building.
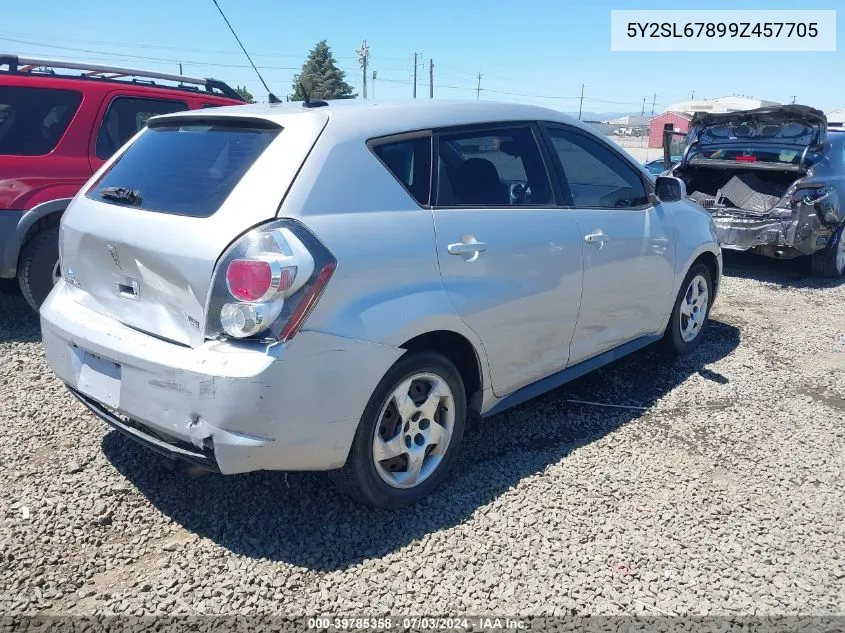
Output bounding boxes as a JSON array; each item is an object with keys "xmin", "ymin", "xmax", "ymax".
[{"xmin": 648, "ymin": 111, "xmax": 692, "ymax": 148}]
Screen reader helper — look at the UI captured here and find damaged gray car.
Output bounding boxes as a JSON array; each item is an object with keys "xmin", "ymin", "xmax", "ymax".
[{"xmin": 665, "ymin": 106, "xmax": 845, "ymax": 277}]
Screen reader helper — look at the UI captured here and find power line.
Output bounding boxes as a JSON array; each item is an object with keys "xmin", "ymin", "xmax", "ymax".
[
  {"xmin": 3, "ymin": 32, "xmax": 664, "ymax": 110},
  {"xmin": 0, "ymin": 29, "xmax": 404, "ymax": 62},
  {"xmin": 0, "ymin": 35, "xmax": 300, "ymax": 70}
]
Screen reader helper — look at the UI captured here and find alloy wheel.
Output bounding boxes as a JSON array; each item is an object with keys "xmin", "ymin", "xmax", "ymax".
[{"xmin": 679, "ymin": 274, "xmax": 709, "ymax": 343}]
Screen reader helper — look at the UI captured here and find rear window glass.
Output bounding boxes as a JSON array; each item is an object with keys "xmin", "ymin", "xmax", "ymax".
[
  {"xmin": 700, "ymin": 121, "xmax": 816, "ymax": 146},
  {"xmin": 87, "ymin": 121, "xmax": 280, "ymax": 217},
  {"xmin": 0, "ymin": 87, "xmax": 82, "ymax": 156},
  {"xmin": 692, "ymin": 145, "xmax": 821, "ymax": 166}
]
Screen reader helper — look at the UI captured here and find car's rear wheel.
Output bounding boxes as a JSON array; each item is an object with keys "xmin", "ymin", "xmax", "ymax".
[
  {"xmin": 18, "ymin": 226, "xmax": 61, "ymax": 313},
  {"xmin": 810, "ymin": 227, "xmax": 845, "ymax": 278},
  {"xmin": 661, "ymin": 263, "xmax": 713, "ymax": 355},
  {"xmin": 329, "ymin": 351, "xmax": 467, "ymax": 509}
]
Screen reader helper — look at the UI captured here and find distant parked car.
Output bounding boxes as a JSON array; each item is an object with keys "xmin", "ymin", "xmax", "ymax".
[
  {"xmin": 41, "ymin": 100, "xmax": 721, "ymax": 508},
  {"xmin": 0, "ymin": 54, "xmax": 246, "ymax": 311},
  {"xmin": 667, "ymin": 105, "xmax": 845, "ymax": 277},
  {"xmin": 644, "ymin": 156, "xmax": 681, "ymax": 176}
]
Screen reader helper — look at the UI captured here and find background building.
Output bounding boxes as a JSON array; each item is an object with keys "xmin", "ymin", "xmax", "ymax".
[
  {"xmin": 827, "ymin": 107, "xmax": 845, "ymax": 128},
  {"xmin": 648, "ymin": 111, "xmax": 692, "ymax": 148}
]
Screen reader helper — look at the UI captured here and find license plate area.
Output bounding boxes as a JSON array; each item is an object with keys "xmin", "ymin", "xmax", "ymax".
[{"xmin": 72, "ymin": 346, "xmax": 122, "ymax": 408}]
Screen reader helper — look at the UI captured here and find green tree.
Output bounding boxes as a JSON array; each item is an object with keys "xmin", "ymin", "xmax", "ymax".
[
  {"xmin": 235, "ymin": 85, "xmax": 255, "ymax": 103},
  {"xmin": 290, "ymin": 40, "xmax": 356, "ymax": 101}
]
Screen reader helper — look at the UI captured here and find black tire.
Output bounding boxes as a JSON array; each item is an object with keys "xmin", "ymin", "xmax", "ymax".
[
  {"xmin": 18, "ymin": 226, "xmax": 60, "ymax": 313},
  {"xmin": 661, "ymin": 263, "xmax": 713, "ymax": 355},
  {"xmin": 329, "ymin": 351, "xmax": 467, "ymax": 509},
  {"xmin": 809, "ymin": 227, "xmax": 845, "ymax": 278}
]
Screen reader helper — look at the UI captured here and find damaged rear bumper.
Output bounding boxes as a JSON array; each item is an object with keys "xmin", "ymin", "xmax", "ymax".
[
  {"xmin": 710, "ymin": 210, "xmax": 833, "ymax": 256},
  {"xmin": 40, "ymin": 281, "xmax": 404, "ymax": 474}
]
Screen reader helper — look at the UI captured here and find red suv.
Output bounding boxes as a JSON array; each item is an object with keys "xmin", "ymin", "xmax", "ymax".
[{"xmin": 0, "ymin": 54, "xmax": 246, "ymax": 310}]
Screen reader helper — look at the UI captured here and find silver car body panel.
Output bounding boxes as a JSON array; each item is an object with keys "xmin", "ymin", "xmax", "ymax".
[
  {"xmin": 567, "ymin": 204, "xmax": 676, "ymax": 365},
  {"xmin": 41, "ymin": 100, "xmax": 721, "ymax": 473},
  {"xmin": 432, "ymin": 206, "xmax": 584, "ymax": 397}
]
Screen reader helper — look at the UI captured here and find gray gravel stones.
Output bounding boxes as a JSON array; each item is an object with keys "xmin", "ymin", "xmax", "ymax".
[{"xmin": 1, "ymin": 252, "xmax": 843, "ymax": 617}]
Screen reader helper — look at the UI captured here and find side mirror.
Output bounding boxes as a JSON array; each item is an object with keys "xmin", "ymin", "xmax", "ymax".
[{"xmin": 654, "ymin": 176, "xmax": 686, "ymax": 203}]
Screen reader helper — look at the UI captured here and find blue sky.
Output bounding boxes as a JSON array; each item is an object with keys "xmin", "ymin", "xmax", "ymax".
[{"xmin": 3, "ymin": 0, "xmax": 843, "ymax": 114}]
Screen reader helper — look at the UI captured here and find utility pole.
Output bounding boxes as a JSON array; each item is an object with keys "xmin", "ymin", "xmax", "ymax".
[
  {"xmin": 690, "ymin": 90, "xmax": 695, "ymax": 100},
  {"xmin": 578, "ymin": 83, "xmax": 585, "ymax": 120},
  {"xmin": 372, "ymin": 70, "xmax": 377, "ymax": 99},
  {"xmin": 429, "ymin": 58, "xmax": 434, "ymax": 99},
  {"xmin": 356, "ymin": 40, "xmax": 369, "ymax": 98},
  {"xmin": 476, "ymin": 72, "xmax": 482, "ymax": 100},
  {"xmin": 651, "ymin": 93, "xmax": 657, "ymax": 116},
  {"xmin": 641, "ymin": 96, "xmax": 646, "ymax": 116},
  {"xmin": 791, "ymin": 95, "xmax": 797, "ymax": 104},
  {"xmin": 413, "ymin": 52, "xmax": 418, "ymax": 98},
  {"xmin": 178, "ymin": 63, "xmax": 183, "ymax": 75}
]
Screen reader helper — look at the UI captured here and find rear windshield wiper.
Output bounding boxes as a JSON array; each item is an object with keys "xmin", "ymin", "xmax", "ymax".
[{"xmin": 99, "ymin": 186, "xmax": 142, "ymax": 205}]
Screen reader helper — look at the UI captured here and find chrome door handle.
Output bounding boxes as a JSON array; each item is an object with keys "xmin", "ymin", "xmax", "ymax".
[
  {"xmin": 584, "ymin": 233, "xmax": 610, "ymax": 245},
  {"xmin": 447, "ymin": 240, "xmax": 487, "ymax": 255}
]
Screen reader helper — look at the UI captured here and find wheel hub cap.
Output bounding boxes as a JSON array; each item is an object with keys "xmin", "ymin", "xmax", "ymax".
[
  {"xmin": 679, "ymin": 274, "xmax": 709, "ymax": 343},
  {"xmin": 372, "ymin": 373, "xmax": 455, "ymax": 489}
]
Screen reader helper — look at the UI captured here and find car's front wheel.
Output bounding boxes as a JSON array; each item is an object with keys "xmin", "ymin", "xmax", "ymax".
[
  {"xmin": 810, "ymin": 227, "xmax": 845, "ymax": 278},
  {"xmin": 661, "ymin": 263, "xmax": 713, "ymax": 354},
  {"xmin": 330, "ymin": 351, "xmax": 467, "ymax": 509}
]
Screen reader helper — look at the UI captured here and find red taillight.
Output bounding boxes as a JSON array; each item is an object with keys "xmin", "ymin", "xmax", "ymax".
[
  {"xmin": 206, "ymin": 220, "xmax": 335, "ymax": 341},
  {"xmin": 277, "ymin": 262, "xmax": 336, "ymax": 341},
  {"xmin": 226, "ymin": 259, "xmax": 272, "ymax": 301},
  {"xmin": 735, "ymin": 155, "xmax": 757, "ymax": 162}
]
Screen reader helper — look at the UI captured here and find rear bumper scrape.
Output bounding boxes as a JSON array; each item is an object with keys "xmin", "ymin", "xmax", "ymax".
[{"xmin": 41, "ymin": 281, "xmax": 405, "ymax": 474}]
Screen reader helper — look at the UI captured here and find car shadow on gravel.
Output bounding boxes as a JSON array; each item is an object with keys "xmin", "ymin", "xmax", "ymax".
[
  {"xmin": 102, "ymin": 318, "xmax": 740, "ymax": 571},
  {"xmin": 722, "ymin": 250, "xmax": 844, "ymax": 289},
  {"xmin": 0, "ymin": 288, "xmax": 41, "ymax": 344}
]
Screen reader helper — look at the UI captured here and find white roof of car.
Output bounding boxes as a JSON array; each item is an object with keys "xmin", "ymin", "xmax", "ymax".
[{"xmin": 154, "ymin": 99, "xmax": 587, "ymax": 138}]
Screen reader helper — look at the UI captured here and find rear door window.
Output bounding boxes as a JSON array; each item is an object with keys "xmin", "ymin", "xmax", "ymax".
[
  {"xmin": 0, "ymin": 87, "xmax": 82, "ymax": 156},
  {"xmin": 371, "ymin": 135, "xmax": 432, "ymax": 206},
  {"xmin": 87, "ymin": 120, "xmax": 281, "ymax": 217},
  {"xmin": 95, "ymin": 96, "xmax": 188, "ymax": 159}
]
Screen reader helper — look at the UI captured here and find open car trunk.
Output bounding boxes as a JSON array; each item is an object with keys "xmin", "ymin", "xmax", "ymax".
[
  {"xmin": 681, "ymin": 167, "xmax": 796, "ymax": 215},
  {"xmin": 669, "ymin": 105, "xmax": 841, "ymax": 256}
]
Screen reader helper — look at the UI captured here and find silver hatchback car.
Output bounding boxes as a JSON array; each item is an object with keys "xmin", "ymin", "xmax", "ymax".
[{"xmin": 41, "ymin": 100, "xmax": 721, "ymax": 508}]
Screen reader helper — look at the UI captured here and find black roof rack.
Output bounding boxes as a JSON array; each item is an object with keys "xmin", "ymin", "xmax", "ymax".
[{"xmin": 0, "ymin": 53, "xmax": 246, "ymax": 102}]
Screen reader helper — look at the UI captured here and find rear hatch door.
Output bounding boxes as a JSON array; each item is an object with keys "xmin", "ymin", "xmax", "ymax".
[
  {"xmin": 685, "ymin": 105, "xmax": 827, "ymax": 171},
  {"xmin": 59, "ymin": 108, "xmax": 328, "ymax": 347}
]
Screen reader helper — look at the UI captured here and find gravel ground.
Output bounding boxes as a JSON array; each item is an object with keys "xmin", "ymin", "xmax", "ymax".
[{"xmin": 1, "ymin": 253, "xmax": 843, "ymax": 618}]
